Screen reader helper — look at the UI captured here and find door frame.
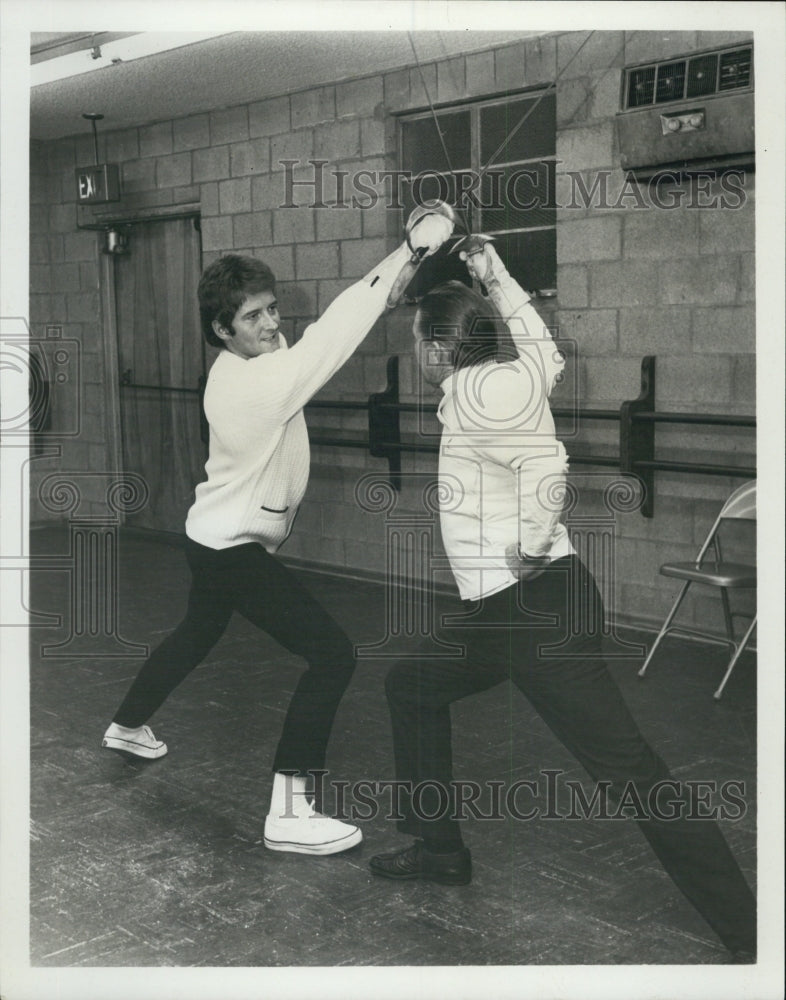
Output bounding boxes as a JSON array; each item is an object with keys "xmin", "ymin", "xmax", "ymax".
[
  {"xmin": 95, "ymin": 207, "xmax": 203, "ymax": 528},
  {"xmin": 99, "ymin": 252, "xmax": 124, "ymax": 495}
]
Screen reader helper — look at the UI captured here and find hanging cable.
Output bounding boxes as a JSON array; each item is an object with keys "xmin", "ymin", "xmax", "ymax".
[
  {"xmin": 408, "ymin": 30, "xmax": 600, "ymax": 225},
  {"xmin": 478, "ymin": 31, "xmax": 596, "ymax": 178},
  {"xmin": 407, "ymin": 32, "xmax": 471, "ymax": 235}
]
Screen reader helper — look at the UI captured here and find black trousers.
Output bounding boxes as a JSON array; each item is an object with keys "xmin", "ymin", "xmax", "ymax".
[
  {"xmin": 113, "ymin": 538, "xmax": 355, "ymax": 774},
  {"xmin": 385, "ymin": 555, "xmax": 756, "ymax": 953}
]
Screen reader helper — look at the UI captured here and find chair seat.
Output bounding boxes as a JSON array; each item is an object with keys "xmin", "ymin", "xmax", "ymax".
[{"xmin": 660, "ymin": 561, "xmax": 756, "ymax": 588}]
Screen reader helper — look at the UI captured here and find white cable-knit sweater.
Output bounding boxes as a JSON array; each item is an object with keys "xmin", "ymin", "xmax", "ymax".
[{"xmin": 185, "ymin": 246, "xmax": 409, "ymax": 552}]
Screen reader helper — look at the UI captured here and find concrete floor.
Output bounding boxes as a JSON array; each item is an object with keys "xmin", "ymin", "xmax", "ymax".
[{"xmin": 28, "ymin": 527, "xmax": 757, "ymax": 968}]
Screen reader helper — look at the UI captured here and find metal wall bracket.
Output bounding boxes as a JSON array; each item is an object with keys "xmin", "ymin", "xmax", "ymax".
[
  {"xmin": 620, "ymin": 355, "xmax": 656, "ymax": 517},
  {"xmin": 368, "ymin": 355, "xmax": 402, "ymax": 491}
]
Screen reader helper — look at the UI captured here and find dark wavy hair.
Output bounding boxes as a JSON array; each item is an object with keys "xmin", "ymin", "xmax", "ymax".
[
  {"xmin": 197, "ymin": 254, "xmax": 276, "ymax": 348},
  {"xmin": 415, "ymin": 280, "xmax": 513, "ymax": 370}
]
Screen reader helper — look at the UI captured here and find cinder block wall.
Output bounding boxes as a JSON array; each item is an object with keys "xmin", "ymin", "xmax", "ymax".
[
  {"xmin": 29, "ymin": 29, "xmax": 756, "ymax": 635},
  {"xmin": 551, "ymin": 30, "xmax": 755, "ymax": 631}
]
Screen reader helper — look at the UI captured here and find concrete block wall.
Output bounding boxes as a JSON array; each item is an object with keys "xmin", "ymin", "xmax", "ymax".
[
  {"xmin": 29, "ymin": 29, "xmax": 756, "ymax": 638},
  {"xmin": 552, "ymin": 29, "xmax": 756, "ymax": 632},
  {"xmin": 29, "ymin": 138, "xmax": 109, "ymax": 521}
]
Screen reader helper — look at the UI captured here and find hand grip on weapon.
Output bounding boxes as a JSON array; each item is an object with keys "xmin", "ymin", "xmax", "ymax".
[
  {"xmin": 386, "ymin": 201, "xmax": 456, "ymax": 309},
  {"xmin": 451, "ymin": 233, "xmax": 501, "ymax": 284},
  {"xmin": 405, "ymin": 201, "xmax": 456, "ymax": 259}
]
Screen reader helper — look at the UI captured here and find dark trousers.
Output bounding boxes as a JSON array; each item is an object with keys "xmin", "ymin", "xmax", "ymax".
[
  {"xmin": 113, "ymin": 538, "xmax": 355, "ymax": 774},
  {"xmin": 385, "ymin": 555, "xmax": 756, "ymax": 953}
]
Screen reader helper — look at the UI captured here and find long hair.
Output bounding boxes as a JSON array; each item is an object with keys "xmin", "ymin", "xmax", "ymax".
[
  {"xmin": 416, "ymin": 281, "xmax": 512, "ymax": 370},
  {"xmin": 197, "ymin": 254, "xmax": 276, "ymax": 348}
]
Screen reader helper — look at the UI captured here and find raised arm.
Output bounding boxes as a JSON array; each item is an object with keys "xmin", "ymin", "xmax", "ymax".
[
  {"xmin": 460, "ymin": 241, "xmax": 565, "ymax": 397},
  {"xmin": 235, "ymin": 206, "xmax": 456, "ymax": 423}
]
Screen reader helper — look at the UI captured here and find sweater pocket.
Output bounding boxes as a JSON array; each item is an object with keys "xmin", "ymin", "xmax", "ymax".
[{"xmin": 249, "ymin": 504, "xmax": 293, "ymax": 551}]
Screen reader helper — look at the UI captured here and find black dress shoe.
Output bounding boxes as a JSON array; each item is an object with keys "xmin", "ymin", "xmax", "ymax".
[{"xmin": 369, "ymin": 839, "xmax": 472, "ymax": 885}]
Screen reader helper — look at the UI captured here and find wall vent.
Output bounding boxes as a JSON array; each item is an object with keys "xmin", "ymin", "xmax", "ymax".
[
  {"xmin": 616, "ymin": 43, "xmax": 754, "ymax": 177},
  {"xmin": 623, "ymin": 45, "xmax": 753, "ymax": 110}
]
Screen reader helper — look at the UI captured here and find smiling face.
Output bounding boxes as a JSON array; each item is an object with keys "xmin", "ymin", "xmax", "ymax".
[{"xmin": 213, "ymin": 290, "xmax": 281, "ymax": 359}]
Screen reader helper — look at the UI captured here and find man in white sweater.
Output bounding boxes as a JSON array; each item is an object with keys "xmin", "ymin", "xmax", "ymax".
[{"xmin": 102, "ymin": 207, "xmax": 454, "ymax": 856}]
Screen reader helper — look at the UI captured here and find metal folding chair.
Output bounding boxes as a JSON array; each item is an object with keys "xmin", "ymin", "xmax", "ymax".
[{"xmin": 638, "ymin": 480, "xmax": 756, "ymax": 699}]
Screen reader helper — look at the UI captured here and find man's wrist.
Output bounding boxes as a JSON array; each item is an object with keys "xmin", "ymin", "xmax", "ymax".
[{"xmin": 516, "ymin": 544, "xmax": 549, "ymax": 565}]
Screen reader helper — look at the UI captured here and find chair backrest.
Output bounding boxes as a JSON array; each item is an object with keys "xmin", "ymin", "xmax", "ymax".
[
  {"xmin": 695, "ymin": 481, "xmax": 756, "ymax": 564},
  {"xmin": 718, "ymin": 480, "xmax": 757, "ymax": 521}
]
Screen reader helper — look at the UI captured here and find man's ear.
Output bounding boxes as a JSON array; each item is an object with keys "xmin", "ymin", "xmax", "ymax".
[{"xmin": 212, "ymin": 319, "xmax": 232, "ymax": 343}]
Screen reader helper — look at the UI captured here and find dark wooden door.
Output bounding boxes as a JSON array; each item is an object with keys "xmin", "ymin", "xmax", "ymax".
[{"xmin": 115, "ymin": 216, "xmax": 207, "ymax": 533}]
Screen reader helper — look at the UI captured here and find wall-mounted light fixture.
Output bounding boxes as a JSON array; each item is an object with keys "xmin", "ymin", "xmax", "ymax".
[{"xmin": 103, "ymin": 227, "xmax": 130, "ymax": 255}]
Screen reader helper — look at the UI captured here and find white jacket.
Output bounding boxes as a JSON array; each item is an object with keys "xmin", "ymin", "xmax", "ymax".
[{"xmin": 437, "ymin": 271, "xmax": 574, "ymax": 601}]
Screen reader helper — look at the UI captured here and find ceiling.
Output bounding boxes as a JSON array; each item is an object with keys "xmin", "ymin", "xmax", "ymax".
[{"xmin": 29, "ymin": 30, "xmax": 542, "ymax": 143}]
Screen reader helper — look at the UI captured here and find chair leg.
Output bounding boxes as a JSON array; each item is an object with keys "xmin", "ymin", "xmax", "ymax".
[
  {"xmin": 639, "ymin": 581, "xmax": 691, "ymax": 678},
  {"xmin": 713, "ymin": 614, "xmax": 757, "ymax": 700},
  {"xmin": 719, "ymin": 586, "xmax": 735, "ymax": 641}
]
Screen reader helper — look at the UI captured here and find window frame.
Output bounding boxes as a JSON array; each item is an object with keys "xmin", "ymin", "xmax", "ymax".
[{"xmin": 396, "ymin": 87, "xmax": 557, "ymax": 297}]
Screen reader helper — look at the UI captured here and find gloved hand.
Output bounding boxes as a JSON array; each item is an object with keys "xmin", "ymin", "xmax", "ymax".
[
  {"xmin": 459, "ymin": 240, "xmax": 504, "ymax": 284},
  {"xmin": 406, "ymin": 202, "xmax": 455, "ymax": 258},
  {"xmin": 505, "ymin": 542, "xmax": 550, "ymax": 582}
]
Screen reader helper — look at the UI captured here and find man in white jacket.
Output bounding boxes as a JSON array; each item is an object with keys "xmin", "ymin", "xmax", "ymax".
[
  {"xmin": 102, "ymin": 207, "xmax": 454, "ymax": 856},
  {"xmin": 369, "ymin": 243, "xmax": 756, "ymax": 960}
]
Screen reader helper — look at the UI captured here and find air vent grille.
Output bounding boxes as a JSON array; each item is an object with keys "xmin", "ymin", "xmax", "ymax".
[
  {"xmin": 622, "ymin": 44, "xmax": 752, "ymax": 110},
  {"xmin": 686, "ymin": 54, "xmax": 718, "ymax": 98},
  {"xmin": 655, "ymin": 61, "xmax": 687, "ymax": 104},
  {"xmin": 627, "ymin": 66, "xmax": 656, "ymax": 108},
  {"xmin": 719, "ymin": 47, "xmax": 752, "ymax": 90}
]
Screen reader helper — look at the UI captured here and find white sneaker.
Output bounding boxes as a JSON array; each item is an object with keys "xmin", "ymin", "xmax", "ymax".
[
  {"xmin": 102, "ymin": 722, "xmax": 167, "ymax": 760},
  {"xmin": 264, "ymin": 810, "xmax": 362, "ymax": 855}
]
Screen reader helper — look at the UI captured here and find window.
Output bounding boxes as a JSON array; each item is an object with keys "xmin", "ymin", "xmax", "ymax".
[{"xmin": 399, "ymin": 90, "xmax": 556, "ymax": 298}]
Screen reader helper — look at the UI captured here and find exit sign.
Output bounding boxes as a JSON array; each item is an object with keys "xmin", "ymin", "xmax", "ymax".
[{"xmin": 75, "ymin": 164, "xmax": 121, "ymax": 204}]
